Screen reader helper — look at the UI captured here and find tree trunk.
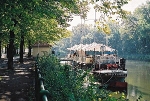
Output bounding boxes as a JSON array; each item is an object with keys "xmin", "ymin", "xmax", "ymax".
[
  {"xmin": 16, "ymin": 48, "xmax": 19, "ymax": 54},
  {"xmin": 28, "ymin": 40, "xmax": 32, "ymax": 58},
  {"xmin": 19, "ymin": 34, "xmax": 24, "ymax": 63},
  {"xmin": 5, "ymin": 46, "xmax": 7, "ymax": 54},
  {"xmin": 8, "ymin": 30, "xmax": 15, "ymax": 69},
  {"xmin": 0, "ymin": 41, "xmax": 1, "ymax": 59},
  {"xmin": 6, "ymin": 45, "xmax": 9, "ymax": 58}
]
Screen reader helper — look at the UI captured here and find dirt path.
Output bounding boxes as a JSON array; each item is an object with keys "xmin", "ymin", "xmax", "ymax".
[{"xmin": 0, "ymin": 57, "xmax": 35, "ymax": 101}]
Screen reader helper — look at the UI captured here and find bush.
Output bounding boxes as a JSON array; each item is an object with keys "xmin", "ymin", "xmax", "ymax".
[{"xmin": 37, "ymin": 55, "xmax": 126, "ymax": 101}]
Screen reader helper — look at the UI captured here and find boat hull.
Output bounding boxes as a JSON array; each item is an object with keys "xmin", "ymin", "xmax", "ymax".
[
  {"xmin": 107, "ymin": 81, "xmax": 128, "ymax": 92},
  {"xmin": 92, "ymin": 70, "xmax": 127, "ymax": 84}
]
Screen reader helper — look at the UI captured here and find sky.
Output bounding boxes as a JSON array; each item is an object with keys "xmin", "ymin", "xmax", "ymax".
[
  {"xmin": 67, "ymin": 0, "xmax": 147, "ymax": 30},
  {"xmin": 122, "ymin": 0, "xmax": 147, "ymax": 12}
]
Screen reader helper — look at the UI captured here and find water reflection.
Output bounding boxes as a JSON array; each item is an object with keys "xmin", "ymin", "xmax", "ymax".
[{"xmin": 126, "ymin": 60, "xmax": 150, "ymax": 101}]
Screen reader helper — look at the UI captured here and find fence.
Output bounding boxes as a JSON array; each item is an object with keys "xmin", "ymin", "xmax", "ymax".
[{"xmin": 35, "ymin": 61, "xmax": 49, "ymax": 101}]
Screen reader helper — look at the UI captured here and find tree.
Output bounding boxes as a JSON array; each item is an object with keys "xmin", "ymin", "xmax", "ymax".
[
  {"xmin": 120, "ymin": 0, "xmax": 150, "ymax": 55},
  {"xmin": 135, "ymin": 1, "xmax": 150, "ymax": 54},
  {"xmin": 0, "ymin": 0, "xmax": 131, "ymax": 69},
  {"xmin": 0, "ymin": 0, "xmax": 80, "ymax": 69}
]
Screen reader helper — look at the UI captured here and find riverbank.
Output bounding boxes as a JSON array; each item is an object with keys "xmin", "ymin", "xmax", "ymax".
[
  {"xmin": 120, "ymin": 54, "xmax": 150, "ymax": 61},
  {"xmin": 0, "ymin": 57, "xmax": 35, "ymax": 101}
]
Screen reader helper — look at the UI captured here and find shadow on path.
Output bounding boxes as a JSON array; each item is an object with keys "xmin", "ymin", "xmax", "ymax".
[{"xmin": 0, "ymin": 57, "xmax": 35, "ymax": 101}]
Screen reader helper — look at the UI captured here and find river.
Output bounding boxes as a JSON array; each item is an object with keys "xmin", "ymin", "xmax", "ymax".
[
  {"xmin": 60, "ymin": 59, "xmax": 150, "ymax": 100},
  {"xmin": 125, "ymin": 60, "xmax": 150, "ymax": 101}
]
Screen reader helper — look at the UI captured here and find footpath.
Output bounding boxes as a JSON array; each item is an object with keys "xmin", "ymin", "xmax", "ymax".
[{"xmin": 0, "ymin": 56, "xmax": 35, "ymax": 101}]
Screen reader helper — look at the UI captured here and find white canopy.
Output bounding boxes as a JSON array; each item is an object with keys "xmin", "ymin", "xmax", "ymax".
[{"xmin": 67, "ymin": 42, "xmax": 115, "ymax": 52}]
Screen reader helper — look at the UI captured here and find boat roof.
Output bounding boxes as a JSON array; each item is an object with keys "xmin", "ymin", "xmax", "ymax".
[{"xmin": 67, "ymin": 42, "xmax": 115, "ymax": 52}]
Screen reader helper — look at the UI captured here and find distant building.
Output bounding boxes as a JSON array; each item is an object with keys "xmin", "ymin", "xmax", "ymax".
[{"xmin": 32, "ymin": 42, "xmax": 52, "ymax": 57}]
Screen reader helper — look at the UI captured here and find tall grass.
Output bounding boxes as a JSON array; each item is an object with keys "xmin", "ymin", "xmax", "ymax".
[{"xmin": 37, "ymin": 55, "xmax": 126, "ymax": 101}]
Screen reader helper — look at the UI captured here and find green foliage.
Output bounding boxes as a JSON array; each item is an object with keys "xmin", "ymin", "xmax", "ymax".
[
  {"xmin": 0, "ymin": 0, "xmax": 81, "ymax": 49},
  {"xmin": 37, "ymin": 55, "xmax": 126, "ymax": 101},
  {"xmin": 119, "ymin": 0, "xmax": 150, "ymax": 55},
  {"xmin": 93, "ymin": 0, "xmax": 130, "ymax": 24},
  {"xmin": 0, "ymin": 0, "xmax": 131, "ymax": 49}
]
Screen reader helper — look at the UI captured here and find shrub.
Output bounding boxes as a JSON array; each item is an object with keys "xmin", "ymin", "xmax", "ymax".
[{"xmin": 37, "ymin": 55, "xmax": 126, "ymax": 101}]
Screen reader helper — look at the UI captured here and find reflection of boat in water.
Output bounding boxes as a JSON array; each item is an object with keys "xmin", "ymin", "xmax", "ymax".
[{"xmin": 67, "ymin": 42, "xmax": 127, "ymax": 88}]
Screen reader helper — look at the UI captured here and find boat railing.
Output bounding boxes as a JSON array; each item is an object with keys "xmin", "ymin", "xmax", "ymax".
[{"xmin": 95, "ymin": 55, "xmax": 119, "ymax": 64}]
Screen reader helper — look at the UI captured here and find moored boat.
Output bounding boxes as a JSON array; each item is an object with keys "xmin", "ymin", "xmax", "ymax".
[
  {"xmin": 67, "ymin": 42, "xmax": 127, "ymax": 86},
  {"xmin": 92, "ymin": 55, "xmax": 127, "ymax": 85}
]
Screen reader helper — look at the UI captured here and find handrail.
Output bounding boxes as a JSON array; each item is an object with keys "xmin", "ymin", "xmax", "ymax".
[{"xmin": 35, "ymin": 61, "xmax": 49, "ymax": 101}]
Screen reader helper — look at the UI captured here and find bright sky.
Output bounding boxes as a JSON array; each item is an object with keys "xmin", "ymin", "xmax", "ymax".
[
  {"xmin": 122, "ymin": 0, "xmax": 147, "ymax": 12},
  {"xmin": 67, "ymin": 0, "xmax": 147, "ymax": 30}
]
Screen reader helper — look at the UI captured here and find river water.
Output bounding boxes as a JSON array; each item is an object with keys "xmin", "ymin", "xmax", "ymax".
[
  {"xmin": 125, "ymin": 60, "xmax": 150, "ymax": 101},
  {"xmin": 60, "ymin": 59, "xmax": 150, "ymax": 100}
]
